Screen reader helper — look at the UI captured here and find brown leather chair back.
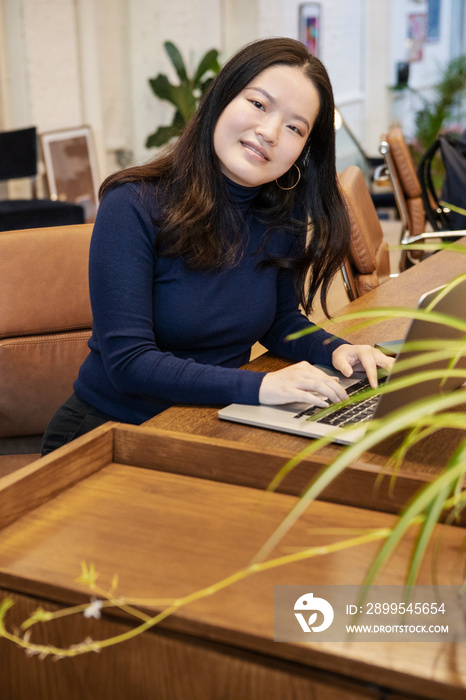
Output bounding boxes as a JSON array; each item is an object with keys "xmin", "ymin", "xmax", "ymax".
[
  {"xmin": 338, "ymin": 166, "xmax": 391, "ymax": 298},
  {"xmin": 0, "ymin": 224, "xmax": 93, "ymax": 438},
  {"xmin": 380, "ymin": 127, "xmax": 425, "ymax": 264}
]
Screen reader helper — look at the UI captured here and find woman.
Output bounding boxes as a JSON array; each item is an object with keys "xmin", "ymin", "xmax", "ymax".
[{"xmin": 41, "ymin": 37, "xmax": 393, "ymax": 456}]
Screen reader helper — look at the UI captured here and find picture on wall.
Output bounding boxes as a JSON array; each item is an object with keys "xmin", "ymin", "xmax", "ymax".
[
  {"xmin": 40, "ymin": 126, "xmax": 100, "ymax": 223},
  {"xmin": 407, "ymin": 13, "xmax": 426, "ymax": 62},
  {"xmin": 299, "ymin": 3, "xmax": 321, "ymax": 57}
]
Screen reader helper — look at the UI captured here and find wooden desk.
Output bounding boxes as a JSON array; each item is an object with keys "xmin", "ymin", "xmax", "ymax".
[
  {"xmin": 319, "ymin": 237, "xmax": 466, "ymax": 343},
  {"xmin": 144, "ymin": 241, "xmax": 466, "ymax": 515},
  {"xmin": 0, "ymin": 424, "xmax": 465, "ymax": 700}
]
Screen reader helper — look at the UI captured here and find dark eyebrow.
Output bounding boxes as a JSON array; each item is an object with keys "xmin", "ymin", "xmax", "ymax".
[{"xmin": 244, "ymin": 86, "xmax": 310, "ymax": 132}]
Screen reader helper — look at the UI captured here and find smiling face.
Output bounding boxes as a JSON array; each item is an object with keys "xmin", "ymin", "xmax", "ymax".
[{"xmin": 213, "ymin": 64, "xmax": 320, "ymax": 188}]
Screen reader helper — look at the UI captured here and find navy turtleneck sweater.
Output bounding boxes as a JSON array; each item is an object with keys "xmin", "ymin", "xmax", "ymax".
[{"xmin": 74, "ymin": 179, "xmax": 347, "ymax": 423}]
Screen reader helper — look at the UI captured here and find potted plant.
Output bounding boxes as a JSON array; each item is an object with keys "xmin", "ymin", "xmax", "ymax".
[
  {"xmin": 414, "ymin": 54, "xmax": 466, "ymax": 151},
  {"xmin": 146, "ymin": 41, "xmax": 220, "ymax": 148}
]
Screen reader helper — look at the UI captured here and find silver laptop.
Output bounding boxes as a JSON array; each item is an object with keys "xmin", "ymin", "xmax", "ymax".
[{"xmin": 218, "ymin": 279, "xmax": 466, "ymax": 445}]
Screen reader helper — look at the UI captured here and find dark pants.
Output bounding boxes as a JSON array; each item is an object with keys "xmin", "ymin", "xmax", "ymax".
[{"xmin": 41, "ymin": 393, "xmax": 114, "ymax": 457}]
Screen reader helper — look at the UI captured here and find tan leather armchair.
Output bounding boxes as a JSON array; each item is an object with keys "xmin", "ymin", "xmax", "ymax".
[
  {"xmin": 0, "ymin": 224, "xmax": 93, "ymax": 470},
  {"xmin": 338, "ymin": 165, "xmax": 391, "ymax": 300}
]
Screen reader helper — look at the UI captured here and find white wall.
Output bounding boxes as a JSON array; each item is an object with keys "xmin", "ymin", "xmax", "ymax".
[
  {"xmin": 0, "ymin": 0, "xmax": 223, "ymax": 176},
  {"xmin": 389, "ymin": 0, "xmax": 465, "ymax": 138},
  {"xmin": 0, "ymin": 0, "xmax": 463, "ymax": 182},
  {"xmin": 316, "ymin": 0, "xmax": 366, "ymax": 145},
  {"xmin": 223, "ymin": 0, "xmax": 369, "ymax": 146},
  {"xmin": 0, "ymin": 0, "xmax": 83, "ymax": 130},
  {"xmin": 124, "ymin": 0, "xmax": 222, "ymax": 165}
]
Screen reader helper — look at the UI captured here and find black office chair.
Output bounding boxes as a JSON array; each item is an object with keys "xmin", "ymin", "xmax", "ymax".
[{"xmin": 0, "ymin": 126, "xmax": 85, "ymax": 231}]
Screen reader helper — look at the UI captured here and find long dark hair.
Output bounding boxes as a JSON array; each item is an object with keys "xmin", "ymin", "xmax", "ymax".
[{"xmin": 100, "ymin": 37, "xmax": 350, "ymax": 316}]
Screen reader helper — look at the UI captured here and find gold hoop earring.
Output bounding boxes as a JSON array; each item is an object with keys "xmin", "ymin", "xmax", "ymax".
[{"xmin": 275, "ymin": 163, "xmax": 301, "ymax": 191}]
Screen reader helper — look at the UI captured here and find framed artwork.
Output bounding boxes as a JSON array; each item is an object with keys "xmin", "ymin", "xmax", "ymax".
[
  {"xmin": 426, "ymin": 0, "xmax": 441, "ymax": 41},
  {"xmin": 299, "ymin": 3, "xmax": 321, "ymax": 57},
  {"xmin": 40, "ymin": 126, "xmax": 100, "ymax": 222},
  {"xmin": 407, "ymin": 13, "xmax": 426, "ymax": 63}
]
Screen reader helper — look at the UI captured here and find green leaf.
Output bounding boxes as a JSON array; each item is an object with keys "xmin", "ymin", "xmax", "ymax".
[
  {"xmin": 193, "ymin": 49, "xmax": 220, "ymax": 87},
  {"xmin": 146, "ymin": 124, "xmax": 180, "ymax": 148},
  {"xmin": 164, "ymin": 41, "xmax": 188, "ymax": 83},
  {"xmin": 363, "ymin": 443, "xmax": 466, "ymax": 589},
  {"xmin": 199, "ymin": 76, "xmax": 216, "ymax": 97},
  {"xmin": 405, "ymin": 483, "xmax": 450, "ymax": 587},
  {"xmin": 172, "ymin": 111, "xmax": 185, "ymax": 130},
  {"xmin": 0, "ymin": 597, "xmax": 14, "ymax": 633},
  {"xmin": 148, "ymin": 74, "xmax": 174, "ymax": 102},
  {"xmin": 167, "ymin": 84, "xmax": 197, "ymax": 121},
  {"xmin": 440, "ymin": 200, "xmax": 466, "ymax": 217},
  {"xmin": 148, "ymin": 77, "xmax": 196, "ymax": 122}
]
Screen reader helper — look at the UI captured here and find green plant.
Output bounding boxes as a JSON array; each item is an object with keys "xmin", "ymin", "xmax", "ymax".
[
  {"xmin": 414, "ymin": 55, "xmax": 466, "ymax": 150},
  {"xmin": 146, "ymin": 41, "xmax": 221, "ymax": 148}
]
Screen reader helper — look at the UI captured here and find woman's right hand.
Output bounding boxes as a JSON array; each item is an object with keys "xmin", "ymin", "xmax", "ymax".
[{"xmin": 258, "ymin": 361, "xmax": 348, "ymax": 406}]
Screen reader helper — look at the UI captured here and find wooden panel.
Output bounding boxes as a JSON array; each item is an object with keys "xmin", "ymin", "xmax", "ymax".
[
  {"xmin": 1, "ymin": 591, "xmax": 383, "ymax": 700},
  {"xmin": 145, "ymin": 389, "xmax": 464, "ymax": 473},
  {"xmin": 0, "ymin": 423, "xmax": 114, "ymax": 531},
  {"xmin": 113, "ymin": 425, "xmax": 436, "ymax": 517},
  {"xmin": 0, "ymin": 462, "xmax": 464, "ymax": 698}
]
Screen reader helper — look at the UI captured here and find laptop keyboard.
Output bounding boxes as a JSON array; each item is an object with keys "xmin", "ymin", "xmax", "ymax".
[{"xmin": 294, "ymin": 376, "xmax": 386, "ymax": 427}]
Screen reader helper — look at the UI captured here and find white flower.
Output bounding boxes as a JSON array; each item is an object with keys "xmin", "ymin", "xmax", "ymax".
[{"xmin": 83, "ymin": 598, "xmax": 103, "ymax": 620}]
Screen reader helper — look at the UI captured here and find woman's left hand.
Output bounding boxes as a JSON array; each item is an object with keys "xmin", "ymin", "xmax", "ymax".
[{"xmin": 331, "ymin": 344, "xmax": 395, "ymax": 388}]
